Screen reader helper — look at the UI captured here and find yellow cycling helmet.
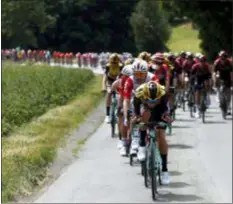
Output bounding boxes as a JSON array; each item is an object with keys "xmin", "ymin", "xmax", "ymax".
[
  {"xmin": 125, "ymin": 58, "xmax": 134, "ymax": 65},
  {"xmin": 110, "ymin": 53, "xmax": 120, "ymax": 64},
  {"xmin": 143, "ymin": 81, "xmax": 165, "ymax": 101},
  {"xmin": 138, "ymin": 51, "xmax": 151, "ymax": 63}
]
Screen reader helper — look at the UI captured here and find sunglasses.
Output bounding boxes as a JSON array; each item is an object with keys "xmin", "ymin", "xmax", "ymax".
[
  {"xmin": 134, "ymin": 72, "xmax": 147, "ymax": 78},
  {"xmin": 146, "ymin": 98, "xmax": 159, "ymax": 104}
]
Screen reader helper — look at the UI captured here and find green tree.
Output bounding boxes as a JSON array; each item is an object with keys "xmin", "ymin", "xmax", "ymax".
[
  {"xmin": 2, "ymin": 0, "xmax": 56, "ymax": 48},
  {"xmin": 167, "ymin": 0, "xmax": 232, "ymax": 60},
  {"xmin": 130, "ymin": 0, "xmax": 171, "ymax": 53}
]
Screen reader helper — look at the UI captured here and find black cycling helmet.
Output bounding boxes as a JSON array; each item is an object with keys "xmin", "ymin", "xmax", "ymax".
[
  {"xmin": 186, "ymin": 52, "xmax": 194, "ymax": 59},
  {"xmin": 147, "ymin": 81, "xmax": 158, "ymax": 100},
  {"xmin": 168, "ymin": 53, "xmax": 176, "ymax": 61},
  {"xmin": 180, "ymin": 51, "xmax": 186, "ymax": 58}
]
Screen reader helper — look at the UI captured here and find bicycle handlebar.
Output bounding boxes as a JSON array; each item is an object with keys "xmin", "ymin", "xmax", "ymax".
[{"xmin": 134, "ymin": 121, "xmax": 168, "ymax": 128}]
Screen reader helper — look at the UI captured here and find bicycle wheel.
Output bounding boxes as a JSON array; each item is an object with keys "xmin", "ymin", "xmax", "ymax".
[
  {"xmin": 220, "ymin": 95, "xmax": 227, "ymax": 119},
  {"xmin": 110, "ymin": 101, "xmax": 116, "ymax": 138},
  {"xmin": 150, "ymin": 143, "xmax": 157, "ymax": 201},
  {"xmin": 182, "ymin": 91, "xmax": 186, "ymax": 112},
  {"xmin": 200, "ymin": 94, "xmax": 206, "ymax": 123}
]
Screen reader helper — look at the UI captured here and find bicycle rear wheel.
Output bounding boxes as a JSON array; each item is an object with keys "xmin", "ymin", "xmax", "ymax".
[
  {"xmin": 220, "ymin": 96, "xmax": 227, "ymax": 119},
  {"xmin": 150, "ymin": 144, "xmax": 157, "ymax": 201},
  {"xmin": 110, "ymin": 103, "xmax": 116, "ymax": 138},
  {"xmin": 200, "ymin": 94, "xmax": 206, "ymax": 123}
]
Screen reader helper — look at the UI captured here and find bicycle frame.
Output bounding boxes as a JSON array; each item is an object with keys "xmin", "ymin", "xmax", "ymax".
[{"xmin": 146, "ymin": 128, "xmax": 162, "ymax": 173}]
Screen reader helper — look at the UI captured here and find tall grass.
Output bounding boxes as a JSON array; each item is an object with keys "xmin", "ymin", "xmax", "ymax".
[{"xmin": 2, "ymin": 62, "xmax": 94, "ymax": 136}]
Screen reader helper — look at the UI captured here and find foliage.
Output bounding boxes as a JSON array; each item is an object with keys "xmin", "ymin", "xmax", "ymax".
[
  {"xmin": 2, "ymin": 62, "xmax": 94, "ymax": 136},
  {"xmin": 130, "ymin": 0, "xmax": 171, "ymax": 52},
  {"xmin": 2, "ymin": 0, "xmax": 137, "ymax": 53},
  {"xmin": 164, "ymin": 0, "xmax": 232, "ymax": 59}
]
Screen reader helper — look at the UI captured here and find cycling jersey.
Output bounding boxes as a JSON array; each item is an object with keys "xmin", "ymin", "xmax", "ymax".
[
  {"xmin": 123, "ymin": 72, "xmax": 159, "ymax": 100},
  {"xmin": 191, "ymin": 62, "xmax": 211, "ymax": 85},
  {"xmin": 175, "ymin": 57, "xmax": 186, "ymax": 73},
  {"xmin": 148, "ymin": 64, "xmax": 170, "ymax": 86},
  {"xmin": 105, "ymin": 63, "xmax": 123, "ymax": 80},
  {"xmin": 182, "ymin": 59, "xmax": 196, "ymax": 76},
  {"xmin": 133, "ymin": 82, "xmax": 169, "ymax": 122},
  {"xmin": 214, "ymin": 58, "xmax": 233, "ymax": 83}
]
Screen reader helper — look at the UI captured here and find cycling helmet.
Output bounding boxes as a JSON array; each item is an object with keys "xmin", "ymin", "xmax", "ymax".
[
  {"xmin": 143, "ymin": 81, "xmax": 165, "ymax": 101},
  {"xmin": 124, "ymin": 58, "xmax": 134, "ymax": 65},
  {"xmin": 132, "ymin": 59, "xmax": 148, "ymax": 72},
  {"xmin": 186, "ymin": 52, "xmax": 194, "ymax": 59},
  {"xmin": 180, "ymin": 51, "xmax": 186, "ymax": 58},
  {"xmin": 138, "ymin": 51, "xmax": 151, "ymax": 62},
  {"xmin": 110, "ymin": 53, "xmax": 120, "ymax": 63},
  {"xmin": 199, "ymin": 55, "xmax": 207, "ymax": 62},
  {"xmin": 121, "ymin": 65, "xmax": 133, "ymax": 76},
  {"xmin": 152, "ymin": 52, "xmax": 164, "ymax": 64},
  {"xmin": 219, "ymin": 50, "xmax": 228, "ymax": 58},
  {"xmin": 167, "ymin": 53, "xmax": 176, "ymax": 61}
]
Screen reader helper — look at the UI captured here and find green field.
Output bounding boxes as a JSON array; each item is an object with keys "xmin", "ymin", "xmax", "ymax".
[
  {"xmin": 2, "ymin": 62, "xmax": 103, "ymax": 202},
  {"xmin": 167, "ymin": 23, "xmax": 202, "ymax": 53},
  {"xmin": 2, "ymin": 62, "xmax": 95, "ymax": 136}
]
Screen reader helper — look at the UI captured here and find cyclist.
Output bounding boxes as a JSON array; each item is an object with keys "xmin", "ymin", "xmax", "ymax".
[
  {"xmin": 123, "ymin": 59, "xmax": 159, "ymax": 158},
  {"xmin": 213, "ymin": 51, "xmax": 233, "ymax": 114},
  {"xmin": 182, "ymin": 52, "xmax": 196, "ymax": 99},
  {"xmin": 149, "ymin": 53, "xmax": 170, "ymax": 92},
  {"xmin": 138, "ymin": 51, "xmax": 151, "ymax": 63},
  {"xmin": 110, "ymin": 65, "xmax": 133, "ymax": 155},
  {"xmin": 191, "ymin": 55, "xmax": 212, "ymax": 118},
  {"xmin": 102, "ymin": 53, "xmax": 124, "ymax": 123},
  {"xmin": 133, "ymin": 81, "xmax": 171, "ymax": 184}
]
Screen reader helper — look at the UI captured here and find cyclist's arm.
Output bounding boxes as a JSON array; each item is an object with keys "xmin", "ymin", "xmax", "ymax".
[
  {"xmin": 160, "ymin": 95, "xmax": 170, "ymax": 118},
  {"xmin": 111, "ymin": 79, "xmax": 119, "ymax": 92},
  {"xmin": 133, "ymin": 96, "xmax": 142, "ymax": 117},
  {"xmin": 102, "ymin": 66, "xmax": 109, "ymax": 90},
  {"xmin": 123, "ymin": 79, "xmax": 133, "ymax": 121}
]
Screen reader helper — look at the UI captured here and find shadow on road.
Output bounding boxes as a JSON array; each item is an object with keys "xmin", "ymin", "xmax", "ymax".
[
  {"xmin": 226, "ymin": 117, "xmax": 232, "ymax": 120},
  {"xmin": 175, "ymin": 118, "xmax": 195, "ymax": 122},
  {"xmin": 158, "ymin": 192, "xmax": 203, "ymax": 202},
  {"xmin": 161, "ymin": 181, "xmax": 190, "ymax": 188},
  {"xmin": 169, "ymin": 170, "xmax": 182, "ymax": 176},
  {"xmin": 168, "ymin": 144, "xmax": 193, "ymax": 149},
  {"xmin": 172, "ymin": 125, "xmax": 192, "ymax": 129},
  {"xmin": 204, "ymin": 120, "xmax": 226, "ymax": 124},
  {"xmin": 205, "ymin": 115, "xmax": 214, "ymax": 118}
]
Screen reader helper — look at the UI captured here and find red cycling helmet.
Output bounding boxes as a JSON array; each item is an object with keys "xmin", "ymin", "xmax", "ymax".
[
  {"xmin": 152, "ymin": 52, "xmax": 164, "ymax": 64},
  {"xmin": 199, "ymin": 55, "xmax": 207, "ymax": 62}
]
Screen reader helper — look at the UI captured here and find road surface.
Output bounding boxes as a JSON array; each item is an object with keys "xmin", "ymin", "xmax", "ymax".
[{"xmin": 35, "ymin": 96, "xmax": 232, "ymax": 203}]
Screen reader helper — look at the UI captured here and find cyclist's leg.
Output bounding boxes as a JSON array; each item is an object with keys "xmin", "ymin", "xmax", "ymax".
[
  {"xmin": 150, "ymin": 108, "xmax": 170, "ymax": 184},
  {"xmin": 225, "ymin": 82, "xmax": 232, "ymax": 114},
  {"xmin": 194, "ymin": 82, "xmax": 201, "ymax": 118},
  {"xmin": 137, "ymin": 105, "xmax": 151, "ymax": 161},
  {"xmin": 105, "ymin": 77, "xmax": 114, "ymax": 123}
]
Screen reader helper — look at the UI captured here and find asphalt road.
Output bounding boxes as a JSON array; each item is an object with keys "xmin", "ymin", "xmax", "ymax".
[{"xmin": 35, "ymin": 96, "xmax": 232, "ymax": 203}]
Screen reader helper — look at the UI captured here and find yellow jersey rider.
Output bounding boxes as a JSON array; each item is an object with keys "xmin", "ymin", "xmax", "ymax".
[
  {"xmin": 138, "ymin": 51, "xmax": 152, "ymax": 64},
  {"xmin": 102, "ymin": 53, "xmax": 124, "ymax": 123},
  {"xmin": 133, "ymin": 81, "xmax": 171, "ymax": 184}
]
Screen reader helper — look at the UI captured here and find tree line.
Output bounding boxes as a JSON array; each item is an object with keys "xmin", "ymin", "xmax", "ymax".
[{"xmin": 2, "ymin": 0, "xmax": 232, "ymax": 60}]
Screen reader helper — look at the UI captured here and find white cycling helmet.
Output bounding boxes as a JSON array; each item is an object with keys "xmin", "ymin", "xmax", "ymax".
[
  {"xmin": 132, "ymin": 59, "xmax": 148, "ymax": 72},
  {"xmin": 121, "ymin": 65, "xmax": 133, "ymax": 76}
]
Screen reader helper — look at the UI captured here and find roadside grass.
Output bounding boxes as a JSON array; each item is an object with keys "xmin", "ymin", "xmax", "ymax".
[
  {"xmin": 167, "ymin": 23, "xmax": 202, "ymax": 53},
  {"xmin": 2, "ymin": 75, "xmax": 103, "ymax": 202},
  {"xmin": 2, "ymin": 62, "xmax": 94, "ymax": 136}
]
